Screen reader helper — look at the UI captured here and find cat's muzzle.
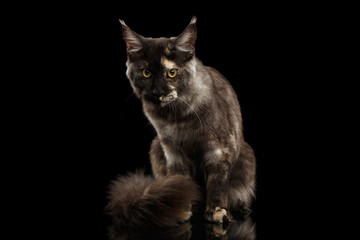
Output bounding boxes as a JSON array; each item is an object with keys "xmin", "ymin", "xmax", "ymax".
[{"xmin": 159, "ymin": 90, "xmax": 177, "ymax": 107}]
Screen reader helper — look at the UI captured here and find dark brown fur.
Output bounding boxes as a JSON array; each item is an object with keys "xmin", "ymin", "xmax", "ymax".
[
  {"xmin": 106, "ymin": 171, "xmax": 200, "ymax": 229},
  {"xmin": 107, "ymin": 16, "xmax": 256, "ymax": 229}
]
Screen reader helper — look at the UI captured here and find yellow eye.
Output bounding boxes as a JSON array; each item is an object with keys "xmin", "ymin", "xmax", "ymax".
[
  {"xmin": 167, "ymin": 69, "xmax": 178, "ymax": 78},
  {"xmin": 142, "ymin": 68, "xmax": 152, "ymax": 78}
]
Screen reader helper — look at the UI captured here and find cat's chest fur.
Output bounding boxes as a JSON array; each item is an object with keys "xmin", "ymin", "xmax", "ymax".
[{"xmin": 146, "ymin": 108, "xmax": 204, "ymax": 148}]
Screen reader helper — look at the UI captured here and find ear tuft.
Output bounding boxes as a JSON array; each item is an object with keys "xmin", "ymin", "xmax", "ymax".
[
  {"xmin": 118, "ymin": 19, "xmax": 126, "ymax": 27},
  {"xmin": 175, "ymin": 17, "xmax": 197, "ymax": 53},
  {"xmin": 119, "ymin": 19, "xmax": 143, "ymax": 53},
  {"xmin": 190, "ymin": 16, "xmax": 197, "ymax": 24}
]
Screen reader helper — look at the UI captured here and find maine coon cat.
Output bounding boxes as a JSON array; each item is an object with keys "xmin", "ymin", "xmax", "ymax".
[{"xmin": 106, "ymin": 16, "xmax": 256, "ymax": 231}]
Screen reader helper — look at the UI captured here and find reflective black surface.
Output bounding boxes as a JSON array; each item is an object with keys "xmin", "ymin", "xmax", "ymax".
[{"xmin": 108, "ymin": 215, "xmax": 256, "ymax": 240}]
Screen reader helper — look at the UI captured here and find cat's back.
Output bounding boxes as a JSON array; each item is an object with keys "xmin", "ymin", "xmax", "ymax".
[{"xmin": 204, "ymin": 66, "xmax": 239, "ymax": 103}]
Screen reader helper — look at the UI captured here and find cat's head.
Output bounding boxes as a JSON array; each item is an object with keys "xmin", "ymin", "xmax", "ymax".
[{"xmin": 120, "ymin": 17, "xmax": 198, "ymax": 107}]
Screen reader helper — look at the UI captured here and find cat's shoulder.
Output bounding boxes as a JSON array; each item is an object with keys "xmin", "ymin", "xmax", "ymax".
[
  {"xmin": 204, "ymin": 66, "xmax": 222, "ymax": 76},
  {"xmin": 203, "ymin": 66, "xmax": 231, "ymax": 88}
]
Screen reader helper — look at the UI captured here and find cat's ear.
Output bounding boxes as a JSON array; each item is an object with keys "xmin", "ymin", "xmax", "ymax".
[
  {"xmin": 174, "ymin": 16, "xmax": 197, "ymax": 54},
  {"xmin": 119, "ymin": 19, "xmax": 144, "ymax": 54}
]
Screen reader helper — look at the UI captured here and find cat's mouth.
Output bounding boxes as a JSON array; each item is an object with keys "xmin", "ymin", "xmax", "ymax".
[
  {"xmin": 159, "ymin": 90, "xmax": 178, "ymax": 107},
  {"xmin": 144, "ymin": 90, "xmax": 178, "ymax": 107}
]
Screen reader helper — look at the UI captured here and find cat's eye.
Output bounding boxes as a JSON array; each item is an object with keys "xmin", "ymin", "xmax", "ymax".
[
  {"xmin": 142, "ymin": 68, "xmax": 152, "ymax": 78},
  {"xmin": 167, "ymin": 69, "xmax": 178, "ymax": 78}
]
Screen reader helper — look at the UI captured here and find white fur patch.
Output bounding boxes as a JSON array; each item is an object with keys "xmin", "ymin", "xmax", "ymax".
[
  {"xmin": 204, "ymin": 148, "xmax": 223, "ymax": 164},
  {"xmin": 229, "ymin": 181, "xmax": 256, "ymax": 206},
  {"xmin": 159, "ymin": 90, "xmax": 178, "ymax": 106}
]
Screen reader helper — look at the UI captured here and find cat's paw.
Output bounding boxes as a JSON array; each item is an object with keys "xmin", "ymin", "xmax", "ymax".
[
  {"xmin": 205, "ymin": 207, "xmax": 230, "ymax": 223},
  {"xmin": 177, "ymin": 210, "xmax": 192, "ymax": 223},
  {"xmin": 206, "ymin": 223, "xmax": 228, "ymax": 237},
  {"xmin": 177, "ymin": 204, "xmax": 193, "ymax": 223}
]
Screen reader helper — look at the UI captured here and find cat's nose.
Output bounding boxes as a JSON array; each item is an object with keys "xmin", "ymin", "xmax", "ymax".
[{"xmin": 152, "ymin": 87, "xmax": 167, "ymax": 99}]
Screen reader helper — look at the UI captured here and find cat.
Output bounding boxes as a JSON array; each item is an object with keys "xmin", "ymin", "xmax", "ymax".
[{"xmin": 106, "ymin": 16, "xmax": 256, "ymax": 230}]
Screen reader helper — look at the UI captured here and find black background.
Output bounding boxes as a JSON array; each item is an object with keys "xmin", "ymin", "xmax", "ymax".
[{"xmin": 20, "ymin": 1, "xmax": 340, "ymax": 239}]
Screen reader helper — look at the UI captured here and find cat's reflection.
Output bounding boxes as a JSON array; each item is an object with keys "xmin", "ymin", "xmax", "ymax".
[
  {"xmin": 205, "ymin": 215, "xmax": 256, "ymax": 240},
  {"xmin": 108, "ymin": 215, "xmax": 255, "ymax": 240}
]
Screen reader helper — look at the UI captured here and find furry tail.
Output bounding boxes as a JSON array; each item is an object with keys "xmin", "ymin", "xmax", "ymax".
[{"xmin": 105, "ymin": 171, "xmax": 201, "ymax": 229}]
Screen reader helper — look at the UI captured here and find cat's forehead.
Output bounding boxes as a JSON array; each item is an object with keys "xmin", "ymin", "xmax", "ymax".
[
  {"xmin": 143, "ymin": 37, "xmax": 172, "ymax": 54},
  {"xmin": 135, "ymin": 37, "xmax": 181, "ymax": 68}
]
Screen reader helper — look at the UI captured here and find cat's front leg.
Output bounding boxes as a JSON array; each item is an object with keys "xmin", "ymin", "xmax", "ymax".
[
  {"xmin": 204, "ymin": 156, "xmax": 232, "ymax": 223},
  {"xmin": 150, "ymin": 137, "xmax": 192, "ymax": 176},
  {"xmin": 160, "ymin": 141, "xmax": 192, "ymax": 176},
  {"xmin": 150, "ymin": 136, "xmax": 167, "ymax": 178}
]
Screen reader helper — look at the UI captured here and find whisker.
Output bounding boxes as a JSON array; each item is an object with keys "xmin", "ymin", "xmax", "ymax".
[
  {"xmin": 172, "ymin": 102, "xmax": 178, "ymax": 124},
  {"xmin": 169, "ymin": 102, "xmax": 178, "ymax": 124},
  {"xmin": 124, "ymin": 92, "xmax": 137, "ymax": 101},
  {"xmin": 177, "ymin": 96, "xmax": 203, "ymax": 131}
]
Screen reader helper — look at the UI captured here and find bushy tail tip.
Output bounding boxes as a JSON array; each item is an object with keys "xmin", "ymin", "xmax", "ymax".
[{"xmin": 105, "ymin": 171, "xmax": 201, "ymax": 229}]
